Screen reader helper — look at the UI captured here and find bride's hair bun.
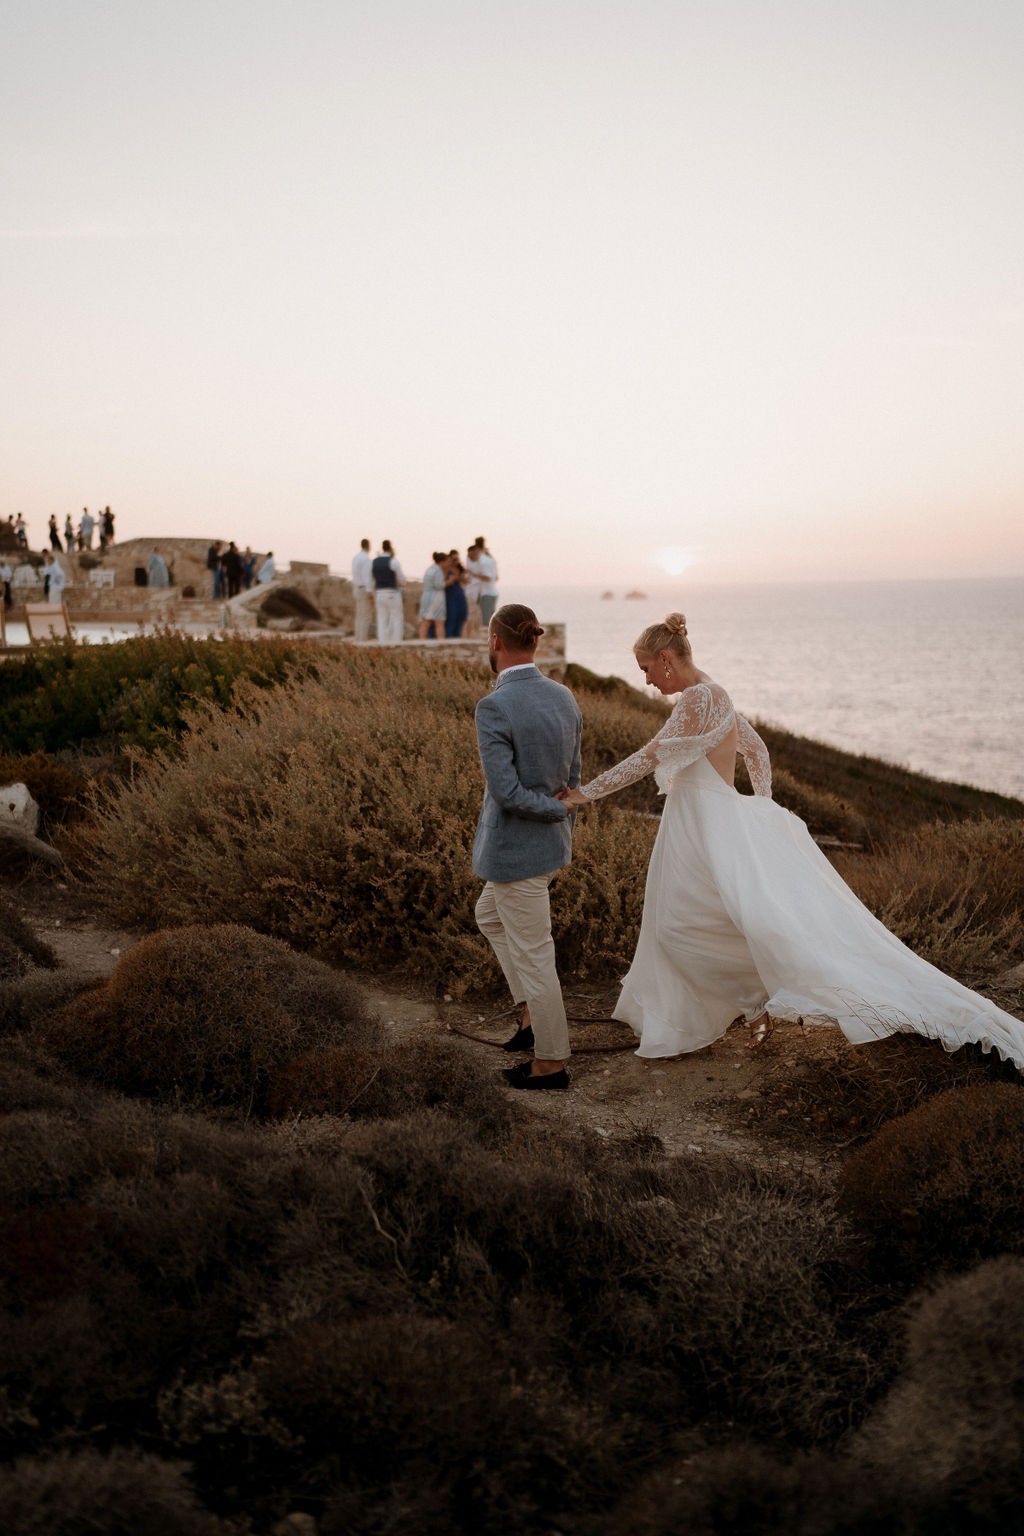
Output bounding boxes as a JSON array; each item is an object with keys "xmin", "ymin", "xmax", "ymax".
[{"xmin": 664, "ymin": 612, "xmax": 687, "ymax": 637}]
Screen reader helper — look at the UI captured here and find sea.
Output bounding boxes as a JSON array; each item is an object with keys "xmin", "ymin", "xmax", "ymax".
[{"xmin": 528, "ymin": 578, "xmax": 1024, "ymax": 804}]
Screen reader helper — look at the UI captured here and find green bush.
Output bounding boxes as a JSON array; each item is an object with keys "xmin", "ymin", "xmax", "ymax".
[
  {"xmin": 35, "ymin": 924, "xmax": 379, "ymax": 1111},
  {"xmin": 837, "ymin": 1081, "xmax": 1024, "ymax": 1284},
  {"xmin": 0, "ymin": 631, "xmax": 318, "ymax": 754}
]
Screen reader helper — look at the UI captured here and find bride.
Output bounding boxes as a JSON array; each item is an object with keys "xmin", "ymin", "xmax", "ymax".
[{"xmin": 558, "ymin": 612, "xmax": 1024, "ymax": 1068}]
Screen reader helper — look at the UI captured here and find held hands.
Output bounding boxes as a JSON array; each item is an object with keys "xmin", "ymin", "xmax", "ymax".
[{"xmin": 555, "ymin": 786, "xmax": 589, "ymax": 809}]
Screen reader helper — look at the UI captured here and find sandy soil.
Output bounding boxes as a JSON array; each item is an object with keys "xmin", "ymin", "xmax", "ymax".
[{"xmin": 13, "ymin": 874, "xmax": 846, "ymax": 1176}]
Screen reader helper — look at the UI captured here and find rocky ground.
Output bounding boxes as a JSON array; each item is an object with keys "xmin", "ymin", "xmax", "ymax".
[{"xmin": 14, "ymin": 873, "xmax": 851, "ymax": 1178}]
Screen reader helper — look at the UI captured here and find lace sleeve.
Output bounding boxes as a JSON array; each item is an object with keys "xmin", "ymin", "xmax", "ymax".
[
  {"xmin": 736, "ymin": 714, "xmax": 772, "ymax": 797},
  {"xmin": 581, "ymin": 686, "xmax": 713, "ymax": 801}
]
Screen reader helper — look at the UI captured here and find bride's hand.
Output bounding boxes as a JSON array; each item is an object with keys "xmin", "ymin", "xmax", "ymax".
[{"xmin": 556, "ymin": 787, "xmax": 589, "ymax": 808}]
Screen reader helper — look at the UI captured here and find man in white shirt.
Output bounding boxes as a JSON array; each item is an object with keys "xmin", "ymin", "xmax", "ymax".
[
  {"xmin": 473, "ymin": 536, "xmax": 498, "ymax": 627},
  {"xmin": 351, "ymin": 538, "xmax": 374, "ymax": 642},
  {"xmin": 44, "ymin": 552, "xmax": 67, "ymax": 604}
]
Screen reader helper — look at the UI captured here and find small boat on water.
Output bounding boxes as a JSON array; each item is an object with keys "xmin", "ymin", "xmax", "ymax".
[
  {"xmin": 600, "ymin": 590, "xmax": 614, "ymax": 600},
  {"xmin": 624, "ymin": 589, "xmax": 647, "ymax": 600}
]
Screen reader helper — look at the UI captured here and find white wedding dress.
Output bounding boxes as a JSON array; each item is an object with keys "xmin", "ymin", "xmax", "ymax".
[{"xmin": 581, "ymin": 680, "xmax": 1024, "ymax": 1067}]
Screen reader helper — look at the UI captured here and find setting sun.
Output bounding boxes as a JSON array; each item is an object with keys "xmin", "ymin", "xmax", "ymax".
[{"xmin": 654, "ymin": 545, "xmax": 703, "ymax": 578}]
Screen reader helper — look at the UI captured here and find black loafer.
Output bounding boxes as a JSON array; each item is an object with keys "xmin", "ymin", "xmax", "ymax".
[
  {"xmin": 501, "ymin": 1061, "xmax": 570, "ymax": 1091},
  {"xmin": 501, "ymin": 1024, "xmax": 535, "ymax": 1053}
]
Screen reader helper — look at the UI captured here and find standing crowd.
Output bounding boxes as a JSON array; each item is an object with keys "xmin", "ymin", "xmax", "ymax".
[
  {"xmin": 2, "ymin": 507, "xmax": 118, "ymax": 609},
  {"xmin": 205, "ymin": 540, "xmax": 272, "ymax": 599},
  {"xmin": 350, "ymin": 536, "xmax": 499, "ymax": 645},
  {"xmin": 45, "ymin": 506, "xmax": 117, "ymax": 553}
]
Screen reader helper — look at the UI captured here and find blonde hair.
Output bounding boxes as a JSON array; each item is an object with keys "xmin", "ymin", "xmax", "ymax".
[{"xmin": 634, "ymin": 611, "xmax": 692, "ymax": 662}]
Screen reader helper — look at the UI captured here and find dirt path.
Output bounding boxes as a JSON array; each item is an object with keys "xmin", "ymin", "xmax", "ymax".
[{"xmin": 18, "ymin": 879, "xmax": 841, "ymax": 1174}]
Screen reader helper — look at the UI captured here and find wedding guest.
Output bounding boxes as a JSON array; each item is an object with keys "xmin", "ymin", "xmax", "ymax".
[
  {"xmin": 418, "ymin": 551, "xmax": 448, "ymax": 639},
  {"xmin": 42, "ymin": 550, "xmax": 67, "ymax": 604},
  {"xmin": 14, "ymin": 513, "xmax": 28, "ymax": 549},
  {"xmin": 222, "ymin": 541, "xmax": 244, "ymax": 598},
  {"xmin": 206, "ymin": 540, "xmax": 224, "ymax": 598},
  {"xmin": 444, "ymin": 550, "xmax": 469, "ymax": 637},
  {"xmin": 48, "ymin": 514, "xmax": 63, "ymax": 552},
  {"xmin": 371, "ymin": 539, "xmax": 404, "ymax": 644},
  {"xmin": 351, "ymin": 537, "xmax": 374, "ymax": 641},
  {"xmin": 79, "ymin": 507, "xmax": 94, "ymax": 549},
  {"xmin": 0, "ymin": 557, "xmax": 12, "ymax": 610},
  {"xmin": 100, "ymin": 507, "xmax": 115, "ymax": 549},
  {"xmin": 257, "ymin": 550, "xmax": 277, "ymax": 585},
  {"xmin": 463, "ymin": 545, "xmax": 483, "ymax": 636},
  {"xmin": 473, "ymin": 535, "xmax": 499, "ymax": 627},
  {"xmin": 147, "ymin": 548, "xmax": 170, "ymax": 587},
  {"xmin": 63, "ymin": 513, "xmax": 75, "ymax": 549},
  {"xmin": 241, "ymin": 546, "xmax": 257, "ymax": 590}
]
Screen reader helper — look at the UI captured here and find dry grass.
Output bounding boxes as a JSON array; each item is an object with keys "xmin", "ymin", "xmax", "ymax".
[
  {"xmin": 835, "ymin": 817, "xmax": 1024, "ymax": 980},
  {"xmin": 69, "ymin": 651, "xmax": 659, "ymax": 993}
]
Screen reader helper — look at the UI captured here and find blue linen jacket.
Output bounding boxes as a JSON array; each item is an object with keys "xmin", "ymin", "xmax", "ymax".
[{"xmin": 472, "ymin": 666, "xmax": 583, "ymax": 883}]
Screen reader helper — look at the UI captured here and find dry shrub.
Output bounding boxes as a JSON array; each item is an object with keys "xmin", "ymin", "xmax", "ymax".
[
  {"xmin": 853, "ymin": 1257, "xmax": 1024, "ymax": 1529},
  {"xmin": 34, "ymin": 923, "xmax": 378, "ymax": 1110},
  {"xmin": 0, "ymin": 891, "xmax": 57, "ymax": 975},
  {"xmin": 0, "ymin": 931, "xmax": 28, "ymax": 980},
  {"xmin": 0, "ymin": 970, "xmax": 90, "ymax": 1034},
  {"xmin": 835, "ymin": 818, "xmax": 1024, "ymax": 980},
  {"xmin": 837, "ymin": 1081, "xmax": 1024, "ymax": 1284},
  {"xmin": 344, "ymin": 1115, "xmax": 877, "ymax": 1444},
  {"xmin": 258, "ymin": 1313, "xmax": 621, "ymax": 1532},
  {"xmin": 0, "ymin": 1447, "xmax": 228, "ymax": 1535},
  {"xmin": 266, "ymin": 1033, "xmax": 512, "ymax": 1138},
  {"xmin": 591, "ymin": 1443, "xmax": 887, "ymax": 1536},
  {"xmin": 72, "ymin": 651, "xmax": 663, "ymax": 993},
  {"xmin": 0, "ymin": 1092, "xmax": 400, "ymax": 1457},
  {"xmin": 640, "ymin": 1160, "xmax": 881, "ymax": 1443},
  {"xmin": 754, "ymin": 1032, "xmax": 1015, "ymax": 1146},
  {"xmin": 0, "ymin": 1037, "xmax": 88, "ymax": 1115}
]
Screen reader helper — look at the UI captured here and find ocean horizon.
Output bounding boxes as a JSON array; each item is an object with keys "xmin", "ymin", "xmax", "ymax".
[{"xmin": 526, "ymin": 575, "xmax": 1024, "ymax": 803}]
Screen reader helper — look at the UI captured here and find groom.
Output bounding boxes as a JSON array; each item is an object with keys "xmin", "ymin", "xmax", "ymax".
[{"xmin": 473, "ymin": 603, "xmax": 582, "ymax": 1090}]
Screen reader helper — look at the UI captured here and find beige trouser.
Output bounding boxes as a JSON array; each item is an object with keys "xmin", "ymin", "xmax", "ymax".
[
  {"xmin": 354, "ymin": 587, "xmax": 374, "ymax": 642},
  {"xmin": 475, "ymin": 875, "xmax": 571, "ymax": 1061}
]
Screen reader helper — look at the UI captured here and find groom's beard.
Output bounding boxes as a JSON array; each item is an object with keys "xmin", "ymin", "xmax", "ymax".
[{"xmin": 488, "ymin": 647, "xmax": 498, "ymax": 674}]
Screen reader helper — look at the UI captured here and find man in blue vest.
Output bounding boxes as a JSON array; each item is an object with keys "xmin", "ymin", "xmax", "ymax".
[{"xmin": 372, "ymin": 539, "xmax": 405, "ymax": 645}]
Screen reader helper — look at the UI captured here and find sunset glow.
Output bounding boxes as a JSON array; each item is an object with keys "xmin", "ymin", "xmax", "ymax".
[{"xmin": 2, "ymin": 2, "xmax": 1023, "ymax": 589}]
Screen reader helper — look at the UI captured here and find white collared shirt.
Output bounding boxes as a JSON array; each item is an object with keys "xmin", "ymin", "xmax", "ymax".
[{"xmin": 352, "ymin": 549, "xmax": 373, "ymax": 590}]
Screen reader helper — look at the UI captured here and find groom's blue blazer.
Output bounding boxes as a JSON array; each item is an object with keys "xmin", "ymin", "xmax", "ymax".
[{"xmin": 472, "ymin": 666, "xmax": 582, "ymax": 884}]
